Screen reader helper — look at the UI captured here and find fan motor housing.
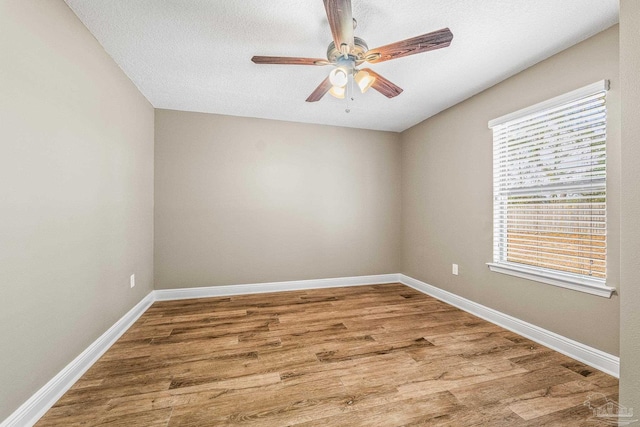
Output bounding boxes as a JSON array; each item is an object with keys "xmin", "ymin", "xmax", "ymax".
[{"xmin": 326, "ymin": 37, "xmax": 369, "ymax": 63}]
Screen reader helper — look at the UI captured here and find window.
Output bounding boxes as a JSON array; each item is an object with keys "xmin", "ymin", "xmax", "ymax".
[{"xmin": 488, "ymin": 81, "xmax": 615, "ymax": 298}]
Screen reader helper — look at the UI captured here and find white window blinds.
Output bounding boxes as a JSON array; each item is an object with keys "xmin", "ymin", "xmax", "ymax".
[{"xmin": 489, "ymin": 81, "xmax": 610, "ymax": 295}]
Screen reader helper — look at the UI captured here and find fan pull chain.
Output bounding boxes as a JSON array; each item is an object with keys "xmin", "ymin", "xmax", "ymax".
[{"xmin": 345, "ymin": 73, "xmax": 354, "ymax": 113}]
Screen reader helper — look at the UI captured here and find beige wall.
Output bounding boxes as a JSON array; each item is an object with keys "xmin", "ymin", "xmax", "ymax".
[
  {"xmin": 0, "ymin": 0, "xmax": 154, "ymax": 420},
  {"xmin": 619, "ymin": 0, "xmax": 640, "ymax": 410},
  {"xmin": 400, "ymin": 26, "xmax": 620, "ymax": 355},
  {"xmin": 154, "ymin": 110, "xmax": 401, "ymax": 289}
]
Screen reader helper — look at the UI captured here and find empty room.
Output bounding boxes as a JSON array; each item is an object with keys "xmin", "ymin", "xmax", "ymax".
[{"xmin": 2, "ymin": 0, "xmax": 640, "ymax": 426}]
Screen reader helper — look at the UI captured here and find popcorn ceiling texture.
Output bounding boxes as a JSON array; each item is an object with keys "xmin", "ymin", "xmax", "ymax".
[{"xmin": 64, "ymin": 0, "xmax": 618, "ymax": 132}]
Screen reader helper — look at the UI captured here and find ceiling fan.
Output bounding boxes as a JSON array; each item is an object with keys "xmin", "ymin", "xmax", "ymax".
[{"xmin": 251, "ymin": 0, "xmax": 453, "ymax": 102}]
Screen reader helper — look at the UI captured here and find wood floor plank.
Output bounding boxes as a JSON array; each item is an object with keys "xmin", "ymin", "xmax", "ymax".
[
  {"xmin": 449, "ymin": 365, "xmax": 587, "ymax": 407},
  {"xmin": 506, "ymin": 381, "xmax": 617, "ymax": 420},
  {"xmin": 36, "ymin": 283, "xmax": 618, "ymax": 426}
]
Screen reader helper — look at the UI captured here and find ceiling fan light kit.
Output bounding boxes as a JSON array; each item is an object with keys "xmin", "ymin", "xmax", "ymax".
[{"xmin": 251, "ymin": 0, "xmax": 453, "ymax": 104}]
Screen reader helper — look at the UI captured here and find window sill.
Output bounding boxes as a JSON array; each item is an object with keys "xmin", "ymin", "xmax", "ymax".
[{"xmin": 487, "ymin": 262, "xmax": 616, "ymax": 298}]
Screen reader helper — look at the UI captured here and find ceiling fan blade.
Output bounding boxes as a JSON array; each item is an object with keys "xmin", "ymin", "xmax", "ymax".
[
  {"xmin": 365, "ymin": 28, "xmax": 453, "ymax": 64},
  {"xmin": 252, "ymin": 56, "xmax": 331, "ymax": 66},
  {"xmin": 306, "ymin": 76, "xmax": 333, "ymax": 102},
  {"xmin": 323, "ymin": 0, "xmax": 355, "ymax": 53},
  {"xmin": 360, "ymin": 68, "xmax": 403, "ymax": 98}
]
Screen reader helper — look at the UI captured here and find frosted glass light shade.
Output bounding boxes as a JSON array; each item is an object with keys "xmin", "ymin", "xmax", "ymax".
[
  {"xmin": 329, "ymin": 85, "xmax": 345, "ymax": 99},
  {"xmin": 355, "ymin": 70, "xmax": 375, "ymax": 93},
  {"xmin": 329, "ymin": 67, "xmax": 349, "ymax": 87}
]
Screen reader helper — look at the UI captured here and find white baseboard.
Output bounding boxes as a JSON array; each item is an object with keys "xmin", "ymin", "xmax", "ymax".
[
  {"xmin": 1, "ymin": 292, "xmax": 155, "ymax": 427},
  {"xmin": 153, "ymin": 273, "xmax": 401, "ymax": 301},
  {"xmin": 399, "ymin": 274, "xmax": 620, "ymax": 378}
]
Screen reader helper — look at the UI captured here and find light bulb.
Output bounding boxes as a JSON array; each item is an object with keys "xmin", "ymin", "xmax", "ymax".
[
  {"xmin": 329, "ymin": 85, "xmax": 345, "ymax": 99},
  {"xmin": 329, "ymin": 67, "xmax": 349, "ymax": 88},
  {"xmin": 354, "ymin": 70, "xmax": 375, "ymax": 93}
]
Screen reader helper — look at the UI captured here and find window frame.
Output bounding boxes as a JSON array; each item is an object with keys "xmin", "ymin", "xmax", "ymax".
[{"xmin": 487, "ymin": 80, "xmax": 616, "ymax": 298}]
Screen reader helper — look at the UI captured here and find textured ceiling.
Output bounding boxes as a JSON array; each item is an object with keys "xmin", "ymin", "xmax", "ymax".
[{"xmin": 64, "ymin": 0, "xmax": 618, "ymax": 132}]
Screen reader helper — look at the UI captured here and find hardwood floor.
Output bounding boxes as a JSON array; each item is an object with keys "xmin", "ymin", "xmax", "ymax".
[{"xmin": 37, "ymin": 283, "xmax": 618, "ymax": 426}]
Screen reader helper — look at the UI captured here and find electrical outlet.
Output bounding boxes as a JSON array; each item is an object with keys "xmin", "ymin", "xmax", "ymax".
[
  {"xmin": 452, "ymin": 264, "xmax": 459, "ymax": 275},
  {"xmin": 130, "ymin": 274, "xmax": 135, "ymax": 288}
]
